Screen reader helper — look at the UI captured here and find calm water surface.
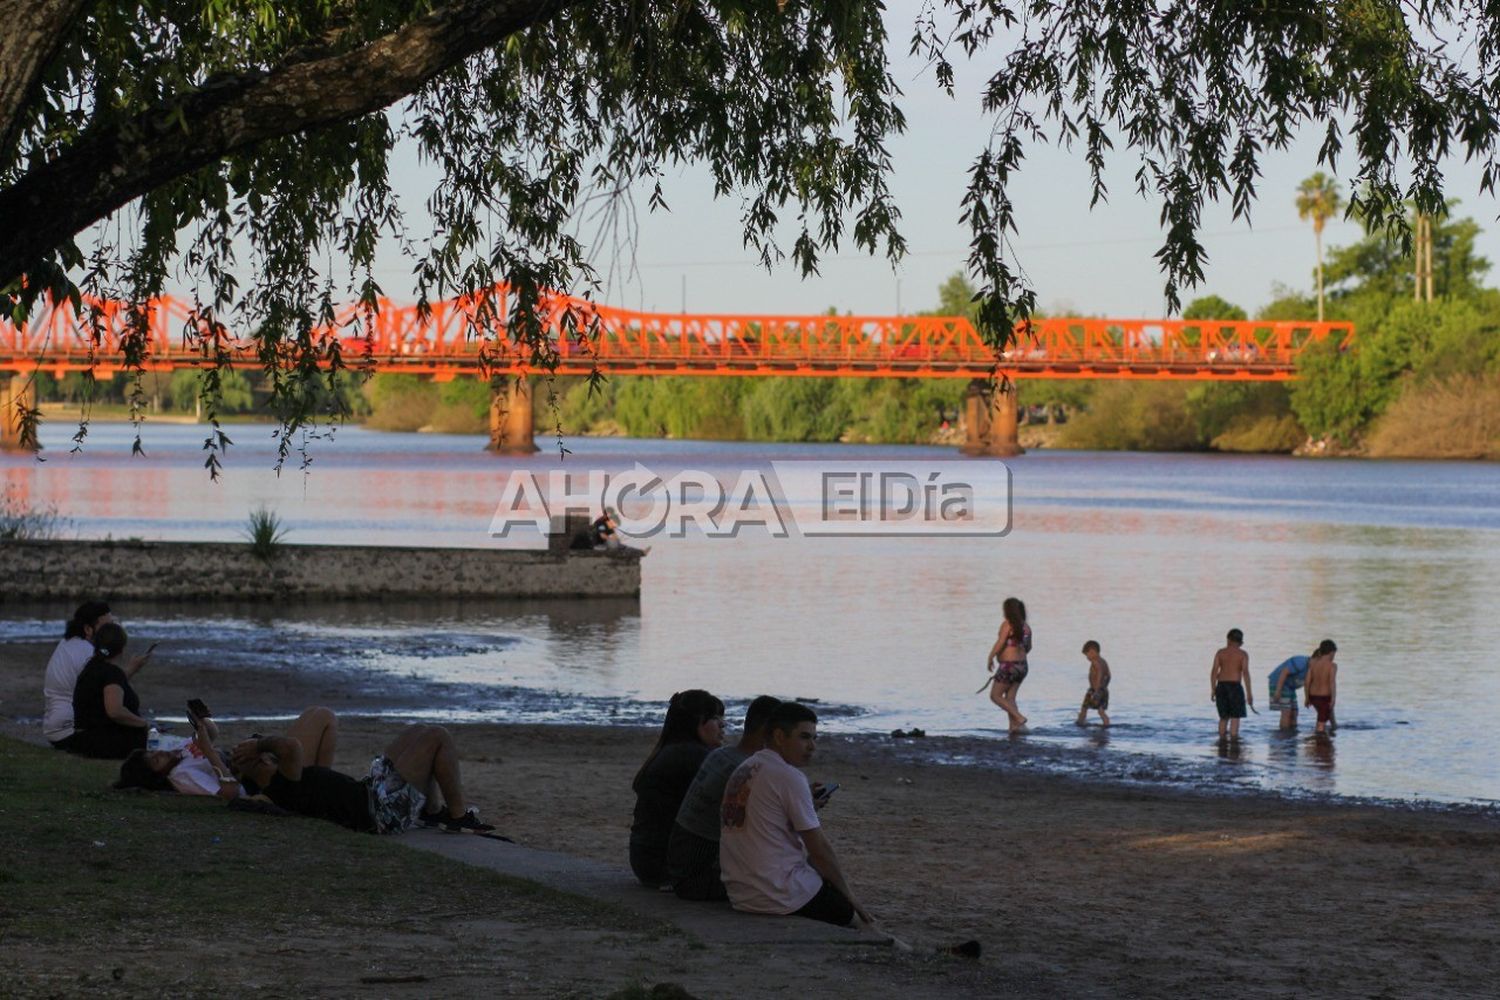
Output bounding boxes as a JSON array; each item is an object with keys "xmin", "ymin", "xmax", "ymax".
[{"xmin": 5, "ymin": 422, "xmax": 1498, "ymax": 808}]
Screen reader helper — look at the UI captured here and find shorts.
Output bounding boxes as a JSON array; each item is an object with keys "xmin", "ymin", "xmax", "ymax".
[
  {"xmin": 794, "ymin": 879, "xmax": 855, "ymax": 927},
  {"xmin": 1308, "ymin": 695, "xmax": 1333, "ymax": 725},
  {"xmin": 1215, "ymin": 681, "xmax": 1247, "ymax": 720},
  {"xmin": 367, "ymin": 755, "xmax": 426, "ymax": 835},
  {"xmin": 1268, "ymin": 684, "xmax": 1299, "ymax": 714},
  {"xmin": 995, "ymin": 660, "xmax": 1029, "ymax": 685},
  {"xmin": 1081, "ymin": 687, "xmax": 1109, "ymax": 712}
]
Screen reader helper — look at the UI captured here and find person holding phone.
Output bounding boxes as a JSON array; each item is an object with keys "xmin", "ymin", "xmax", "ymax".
[
  {"xmin": 115, "ymin": 705, "xmax": 339, "ymax": 799},
  {"xmin": 720, "ymin": 702, "xmax": 873, "ymax": 927},
  {"xmin": 115, "ymin": 703, "xmax": 238, "ymax": 798},
  {"xmin": 67, "ymin": 622, "xmax": 156, "ymax": 759}
]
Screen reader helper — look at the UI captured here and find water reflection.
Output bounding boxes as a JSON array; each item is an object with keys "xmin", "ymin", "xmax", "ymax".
[{"xmin": 5, "ymin": 425, "xmax": 1500, "ymax": 805}]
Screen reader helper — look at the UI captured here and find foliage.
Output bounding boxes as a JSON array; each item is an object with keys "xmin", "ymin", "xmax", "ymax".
[
  {"xmin": 1057, "ymin": 383, "xmax": 1200, "ymax": 452},
  {"xmin": 426, "ymin": 378, "xmax": 492, "ymax": 434},
  {"xmin": 0, "ymin": 484, "xmax": 67, "ymax": 540},
  {"xmin": 364, "ymin": 374, "xmax": 438, "ymax": 432},
  {"xmin": 1182, "ymin": 296, "xmax": 1247, "ymax": 322},
  {"xmin": 7, "ymin": 3, "xmax": 1500, "ymax": 471},
  {"xmin": 1365, "ymin": 373, "xmax": 1500, "ymax": 460},
  {"xmin": 167, "ymin": 369, "xmax": 255, "ymax": 414},
  {"xmin": 242, "ymin": 505, "xmax": 288, "ymax": 560},
  {"xmin": 1296, "ymin": 174, "xmax": 1344, "ymax": 236},
  {"xmin": 1324, "ymin": 205, "xmax": 1491, "ymax": 304}
]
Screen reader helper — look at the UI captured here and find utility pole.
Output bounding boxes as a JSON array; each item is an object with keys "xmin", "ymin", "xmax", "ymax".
[{"xmin": 1414, "ymin": 215, "xmax": 1435, "ymax": 303}]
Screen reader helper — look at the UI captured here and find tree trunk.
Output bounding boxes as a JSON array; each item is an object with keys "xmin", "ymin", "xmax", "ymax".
[
  {"xmin": 1315, "ymin": 226, "xmax": 1325, "ymax": 322},
  {"xmin": 0, "ymin": 0, "xmax": 90, "ymax": 157}
]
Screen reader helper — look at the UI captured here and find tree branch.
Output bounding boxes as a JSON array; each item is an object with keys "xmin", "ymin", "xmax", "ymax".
[
  {"xmin": 0, "ymin": 0, "xmax": 581, "ymax": 289},
  {"xmin": 0, "ymin": 0, "xmax": 92, "ymax": 160}
]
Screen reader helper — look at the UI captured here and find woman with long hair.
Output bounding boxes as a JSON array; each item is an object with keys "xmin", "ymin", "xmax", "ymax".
[
  {"xmin": 629, "ymin": 689, "xmax": 725, "ymax": 887},
  {"xmin": 986, "ymin": 597, "xmax": 1032, "ymax": 733}
]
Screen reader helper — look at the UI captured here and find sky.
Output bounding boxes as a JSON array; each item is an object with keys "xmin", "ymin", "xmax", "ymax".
[{"xmin": 281, "ymin": 4, "xmax": 1500, "ymax": 320}]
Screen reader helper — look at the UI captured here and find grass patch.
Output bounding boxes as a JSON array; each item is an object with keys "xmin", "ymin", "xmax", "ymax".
[
  {"xmin": 0, "ymin": 737, "xmax": 644, "ymax": 949},
  {"xmin": 0, "ymin": 484, "xmax": 68, "ymax": 540},
  {"xmin": 242, "ymin": 505, "xmax": 288, "ymax": 560}
]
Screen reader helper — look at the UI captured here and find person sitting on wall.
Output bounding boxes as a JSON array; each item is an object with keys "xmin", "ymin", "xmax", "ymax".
[
  {"xmin": 629, "ymin": 689, "xmax": 726, "ymax": 887},
  {"xmin": 229, "ymin": 722, "xmax": 498, "ymax": 835},
  {"xmin": 666, "ymin": 695, "xmax": 782, "ymax": 901},
  {"xmin": 42, "ymin": 600, "xmax": 113, "ymax": 752},
  {"xmin": 719, "ymin": 702, "xmax": 873, "ymax": 927},
  {"xmin": 68, "ymin": 622, "xmax": 158, "ymax": 759}
]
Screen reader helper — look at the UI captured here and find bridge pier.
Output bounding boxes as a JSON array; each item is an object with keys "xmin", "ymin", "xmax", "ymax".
[
  {"xmin": 960, "ymin": 378, "xmax": 1023, "ymax": 458},
  {"xmin": 488, "ymin": 377, "xmax": 539, "ymax": 454},
  {"xmin": 1, "ymin": 375, "xmax": 39, "ymax": 452}
]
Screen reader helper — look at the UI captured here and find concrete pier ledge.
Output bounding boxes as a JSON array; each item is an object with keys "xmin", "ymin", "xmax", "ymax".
[{"xmin": 0, "ymin": 538, "xmax": 640, "ymax": 602}]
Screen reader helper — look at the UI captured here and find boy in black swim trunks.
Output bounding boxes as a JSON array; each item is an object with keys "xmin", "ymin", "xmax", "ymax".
[
  {"xmin": 1210, "ymin": 628, "xmax": 1253, "ymax": 739},
  {"xmin": 1075, "ymin": 640, "xmax": 1111, "ymax": 727}
]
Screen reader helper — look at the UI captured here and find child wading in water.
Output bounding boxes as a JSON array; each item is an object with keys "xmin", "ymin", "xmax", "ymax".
[
  {"xmin": 985, "ymin": 597, "xmax": 1032, "ymax": 733},
  {"xmin": 1075, "ymin": 640, "xmax": 1111, "ymax": 727},
  {"xmin": 1304, "ymin": 640, "xmax": 1338, "ymax": 735},
  {"xmin": 1210, "ymin": 628, "xmax": 1253, "ymax": 739}
]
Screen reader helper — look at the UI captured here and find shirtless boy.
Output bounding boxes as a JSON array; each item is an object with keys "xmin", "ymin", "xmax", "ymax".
[
  {"xmin": 1210, "ymin": 628, "xmax": 1253, "ymax": 739},
  {"xmin": 1304, "ymin": 640, "xmax": 1338, "ymax": 735},
  {"xmin": 1075, "ymin": 640, "xmax": 1111, "ymax": 727}
]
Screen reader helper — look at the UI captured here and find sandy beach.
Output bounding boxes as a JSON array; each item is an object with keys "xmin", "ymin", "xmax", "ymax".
[{"xmin": 3, "ymin": 645, "xmax": 1497, "ymax": 999}]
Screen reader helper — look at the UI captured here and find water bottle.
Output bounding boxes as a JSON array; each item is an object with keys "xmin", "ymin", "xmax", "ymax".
[{"xmin": 146, "ymin": 727, "xmax": 161, "ymax": 751}]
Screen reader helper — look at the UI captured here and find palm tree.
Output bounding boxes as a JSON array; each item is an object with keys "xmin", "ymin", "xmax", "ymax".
[{"xmin": 1295, "ymin": 173, "xmax": 1344, "ymax": 321}]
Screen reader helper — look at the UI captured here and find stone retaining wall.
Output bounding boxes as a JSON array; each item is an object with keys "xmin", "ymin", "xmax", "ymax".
[{"xmin": 1, "ymin": 539, "xmax": 640, "ymax": 601}]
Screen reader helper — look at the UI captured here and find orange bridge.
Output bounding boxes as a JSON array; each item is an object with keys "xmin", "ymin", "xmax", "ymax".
[{"xmin": 0, "ymin": 291, "xmax": 1353, "ymax": 456}]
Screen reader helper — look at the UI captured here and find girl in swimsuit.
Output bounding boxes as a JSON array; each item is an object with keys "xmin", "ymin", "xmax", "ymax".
[{"xmin": 986, "ymin": 597, "xmax": 1032, "ymax": 733}]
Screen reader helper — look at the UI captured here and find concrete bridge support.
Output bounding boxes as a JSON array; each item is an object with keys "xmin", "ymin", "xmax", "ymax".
[
  {"xmin": 960, "ymin": 378, "xmax": 1023, "ymax": 458},
  {"xmin": 488, "ymin": 377, "xmax": 538, "ymax": 454},
  {"xmin": 1, "ymin": 375, "xmax": 38, "ymax": 451}
]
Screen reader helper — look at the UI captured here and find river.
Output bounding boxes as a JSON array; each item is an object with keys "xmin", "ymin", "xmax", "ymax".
[{"xmin": 5, "ymin": 421, "xmax": 1498, "ymax": 809}]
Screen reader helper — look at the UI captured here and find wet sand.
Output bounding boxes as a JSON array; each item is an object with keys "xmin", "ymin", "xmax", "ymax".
[{"xmin": 3, "ymin": 650, "xmax": 1497, "ymax": 998}]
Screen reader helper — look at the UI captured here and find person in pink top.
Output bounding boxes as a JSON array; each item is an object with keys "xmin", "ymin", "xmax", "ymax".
[{"xmin": 719, "ymin": 702, "xmax": 871, "ymax": 927}]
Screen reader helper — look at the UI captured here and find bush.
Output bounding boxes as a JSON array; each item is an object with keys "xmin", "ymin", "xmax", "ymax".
[
  {"xmin": 426, "ymin": 378, "xmax": 491, "ymax": 433},
  {"xmin": 364, "ymin": 374, "xmax": 438, "ymax": 431},
  {"xmin": 1057, "ymin": 382, "xmax": 1201, "ymax": 450},
  {"xmin": 1365, "ymin": 373, "xmax": 1500, "ymax": 460}
]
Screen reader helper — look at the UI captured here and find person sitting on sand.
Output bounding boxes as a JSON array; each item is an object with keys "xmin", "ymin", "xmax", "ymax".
[
  {"xmin": 629, "ymin": 689, "xmax": 726, "ymax": 887},
  {"xmin": 67, "ymin": 622, "xmax": 158, "ymax": 759},
  {"xmin": 1075, "ymin": 640, "xmax": 1111, "ymax": 727},
  {"xmin": 666, "ymin": 695, "xmax": 782, "ymax": 901},
  {"xmin": 1304, "ymin": 640, "xmax": 1339, "ymax": 735},
  {"xmin": 229, "ymin": 722, "xmax": 495, "ymax": 834},
  {"xmin": 720, "ymin": 702, "xmax": 872, "ymax": 927},
  {"xmin": 985, "ymin": 597, "xmax": 1032, "ymax": 733},
  {"xmin": 1211, "ymin": 628, "xmax": 1253, "ymax": 740},
  {"xmin": 115, "ymin": 705, "xmax": 338, "ymax": 800},
  {"xmin": 42, "ymin": 600, "xmax": 113, "ymax": 752}
]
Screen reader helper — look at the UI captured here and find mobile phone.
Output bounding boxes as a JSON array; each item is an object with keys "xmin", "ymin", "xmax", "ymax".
[
  {"xmin": 145, "ymin": 641, "xmax": 160, "ymax": 656},
  {"xmin": 186, "ymin": 698, "xmax": 211, "ymax": 720},
  {"xmin": 815, "ymin": 782, "xmax": 840, "ymax": 802}
]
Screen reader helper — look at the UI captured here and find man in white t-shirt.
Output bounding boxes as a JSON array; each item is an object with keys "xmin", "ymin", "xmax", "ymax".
[
  {"xmin": 719, "ymin": 702, "xmax": 872, "ymax": 927},
  {"xmin": 41, "ymin": 601, "xmax": 113, "ymax": 749}
]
